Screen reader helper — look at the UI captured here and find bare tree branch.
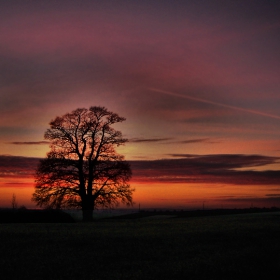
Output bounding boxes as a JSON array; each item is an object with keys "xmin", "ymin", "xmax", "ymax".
[{"xmin": 32, "ymin": 106, "xmax": 134, "ymax": 221}]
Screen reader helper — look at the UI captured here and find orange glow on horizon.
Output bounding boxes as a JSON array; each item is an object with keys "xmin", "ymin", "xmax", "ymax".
[
  {"xmin": 1, "ymin": 175, "xmax": 280, "ymax": 210},
  {"xmin": 129, "ymin": 181, "xmax": 280, "ymax": 209},
  {"xmin": 0, "ymin": 176, "xmax": 36, "ymax": 208}
]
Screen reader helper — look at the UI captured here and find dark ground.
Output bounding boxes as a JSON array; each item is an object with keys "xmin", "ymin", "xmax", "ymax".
[{"xmin": 0, "ymin": 209, "xmax": 280, "ymax": 279}]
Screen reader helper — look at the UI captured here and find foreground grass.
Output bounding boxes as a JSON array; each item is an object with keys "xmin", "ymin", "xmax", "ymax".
[{"xmin": 0, "ymin": 212, "xmax": 280, "ymax": 280}]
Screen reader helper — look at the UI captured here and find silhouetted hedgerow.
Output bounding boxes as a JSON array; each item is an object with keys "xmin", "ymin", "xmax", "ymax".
[{"xmin": 0, "ymin": 208, "xmax": 75, "ymax": 223}]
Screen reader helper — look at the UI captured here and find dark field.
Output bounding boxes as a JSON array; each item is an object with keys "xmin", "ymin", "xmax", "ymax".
[{"xmin": 1, "ymin": 212, "xmax": 280, "ymax": 280}]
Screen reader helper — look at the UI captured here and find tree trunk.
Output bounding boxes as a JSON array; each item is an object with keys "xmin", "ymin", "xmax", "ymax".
[
  {"xmin": 82, "ymin": 209, "xmax": 93, "ymax": 222},
  {"xmin": 82, "ymin": 195, "xmax": 94, "ymax": 222}
]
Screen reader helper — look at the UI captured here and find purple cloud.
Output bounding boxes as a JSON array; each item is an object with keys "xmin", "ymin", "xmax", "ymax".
[
  {"xmin": 7, "ymin": 141, "xmax": 49, "ymax": 145},
  {"xmin": 1, "ymin": 154, "xmax": 279, "ymax": 186},
  {"xmin": 130, "ymin": 154, "xmax": 280, "ymax": 185},
  {"xmin": 129, "ymin": 138, "xmax": 172, "ymax": 143}
]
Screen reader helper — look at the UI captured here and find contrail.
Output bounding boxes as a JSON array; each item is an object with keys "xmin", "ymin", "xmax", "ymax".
[{"xmin": 148, "ymin": 88, "xmax": 280, "ymax": 120}]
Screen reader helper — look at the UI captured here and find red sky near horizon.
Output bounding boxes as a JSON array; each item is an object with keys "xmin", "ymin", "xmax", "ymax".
[{"xmin": 0, "ymin": 1, "xmax": 280, "ymax": 209}]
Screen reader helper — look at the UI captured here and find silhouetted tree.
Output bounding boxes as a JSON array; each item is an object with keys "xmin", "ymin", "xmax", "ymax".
[{"xmin": 32, "ymin": 106, "xmax": 133, "ymax": 221}]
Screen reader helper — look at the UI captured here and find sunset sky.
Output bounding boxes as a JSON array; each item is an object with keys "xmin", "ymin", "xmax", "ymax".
[{"xmin": 1, "ymin": 0, "xmax": 280, "ymax": 209}]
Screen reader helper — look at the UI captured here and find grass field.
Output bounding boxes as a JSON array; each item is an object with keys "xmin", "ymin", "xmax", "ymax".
[{"xmin": 1, "ymin": 212, "xmax": 280, "ymax": 279}]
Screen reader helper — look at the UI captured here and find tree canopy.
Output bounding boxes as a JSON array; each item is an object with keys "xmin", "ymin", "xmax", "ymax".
[{"xmin": 32, "ymin": 106, "xmax": 134, "ymax": 221}]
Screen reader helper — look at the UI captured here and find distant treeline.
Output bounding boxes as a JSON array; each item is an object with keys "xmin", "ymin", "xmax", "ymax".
[
  {"xmin": 0, "ymin": 208, "xmax": 75, "ymax": 223},
  {"xmin": 109, "ymin": 207, "xmax": 280, "ymax": 219},
  {"xmin": 1, "ymin": 207, "xmax": 279, "ymax": 223}
]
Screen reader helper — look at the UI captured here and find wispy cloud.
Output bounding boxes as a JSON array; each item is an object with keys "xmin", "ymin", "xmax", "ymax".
[
  {"xmin": 168, "ymin": 154, "xmax": 199, "ymax": 158},
  {"xmin": 0, "ymin": 155, "xmax": 39, "ymax": 178},
  {"xmin": 129, "ymin": 138, "xmax": 172, "ymax": 143},
  {"xmin": 221, "ymin": 196, "xmax": 280, "ymax": 204},
  {"xmin": 7, "ymin": 141, "xmax": 49, "ymax": 145},
  {"xmin": 129, "ymin": 138, "xmax": 214, "ymax": 145},
  {"xmin": 148, "ymin": 88, "xmax": 280, "ymax": 120},
  {"xmin": 265, "ymin": 194, "xmax": 280, "ymax": 197},
  {"xmin": 178, "ymin": 138, "xmax": 211, "ymax": 144}
]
